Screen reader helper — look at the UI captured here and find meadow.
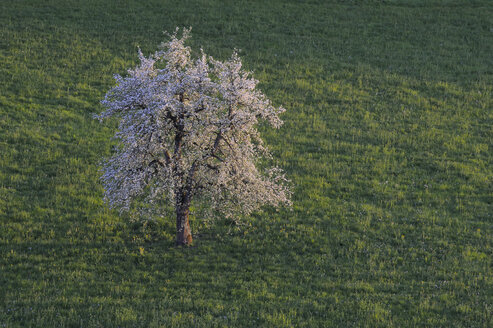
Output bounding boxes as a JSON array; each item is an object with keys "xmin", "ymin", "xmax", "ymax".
[{"xmin": 1, "ymin": 0, "xmax": 492, "ymax": 326}]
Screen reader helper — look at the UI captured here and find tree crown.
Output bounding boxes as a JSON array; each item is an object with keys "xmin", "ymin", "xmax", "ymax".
[{"xmin": 97, "ymin": 28, "xmax": 291, "ymax": 222}]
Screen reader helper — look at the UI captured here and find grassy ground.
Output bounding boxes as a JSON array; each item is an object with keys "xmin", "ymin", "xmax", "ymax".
[{"xmin": 1, "ymin": 0, "xmax": 492, "ymax": 326}]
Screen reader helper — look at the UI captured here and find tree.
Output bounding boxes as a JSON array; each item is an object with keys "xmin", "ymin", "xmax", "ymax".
[{"xmin": 97, "ymin": 28, "xmax": 291, "ymax": 246}]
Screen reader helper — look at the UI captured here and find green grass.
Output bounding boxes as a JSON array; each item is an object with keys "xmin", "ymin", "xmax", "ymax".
[{"xmin": 1, "ymin": 0, "xmax": 492, "ymax": 326}]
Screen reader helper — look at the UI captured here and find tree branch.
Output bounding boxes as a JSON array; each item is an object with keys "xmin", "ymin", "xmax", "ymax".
[
  {"xmin": 148, "ymin": 159, "xmax": 165, "ymax": 168},
  {"xmin": 163, "ymin": 149, "xmax": 172, "ymax": 165},
  {"xmin": 204, "ymin": 163, "xmax": 219, "ymax": 171}
]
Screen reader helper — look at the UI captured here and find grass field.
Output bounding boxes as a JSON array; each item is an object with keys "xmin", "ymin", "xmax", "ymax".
[{"xmin": 1, "ymin": 0, "xmax": 492, "ymax": 326}]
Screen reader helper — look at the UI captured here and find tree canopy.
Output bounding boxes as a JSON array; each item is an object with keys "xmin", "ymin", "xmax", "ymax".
[{"xmin": 97, "ymin": 28, "xmax": 291, "ymax": 245}]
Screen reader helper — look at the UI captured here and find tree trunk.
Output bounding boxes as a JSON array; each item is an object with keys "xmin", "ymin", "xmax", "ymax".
[{"xmin": 176, "ymin": 203, "xmax": 193, "ymax": 246}]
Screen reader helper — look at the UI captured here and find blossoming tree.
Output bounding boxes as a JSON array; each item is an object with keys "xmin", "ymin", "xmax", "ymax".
[{"xmin": 97, "ymin": 29, "xmax": 291, "ymax": 245}]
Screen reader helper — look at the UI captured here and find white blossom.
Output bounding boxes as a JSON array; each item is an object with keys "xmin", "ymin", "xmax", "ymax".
[{"xmin": 97, "ymin": 28, "xmax": 292, "ymax": 244}]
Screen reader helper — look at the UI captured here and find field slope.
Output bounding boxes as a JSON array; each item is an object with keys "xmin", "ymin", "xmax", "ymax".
[{"xmin": 1, "ymin": 0, "xmax": 492, "ymax": 326}]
